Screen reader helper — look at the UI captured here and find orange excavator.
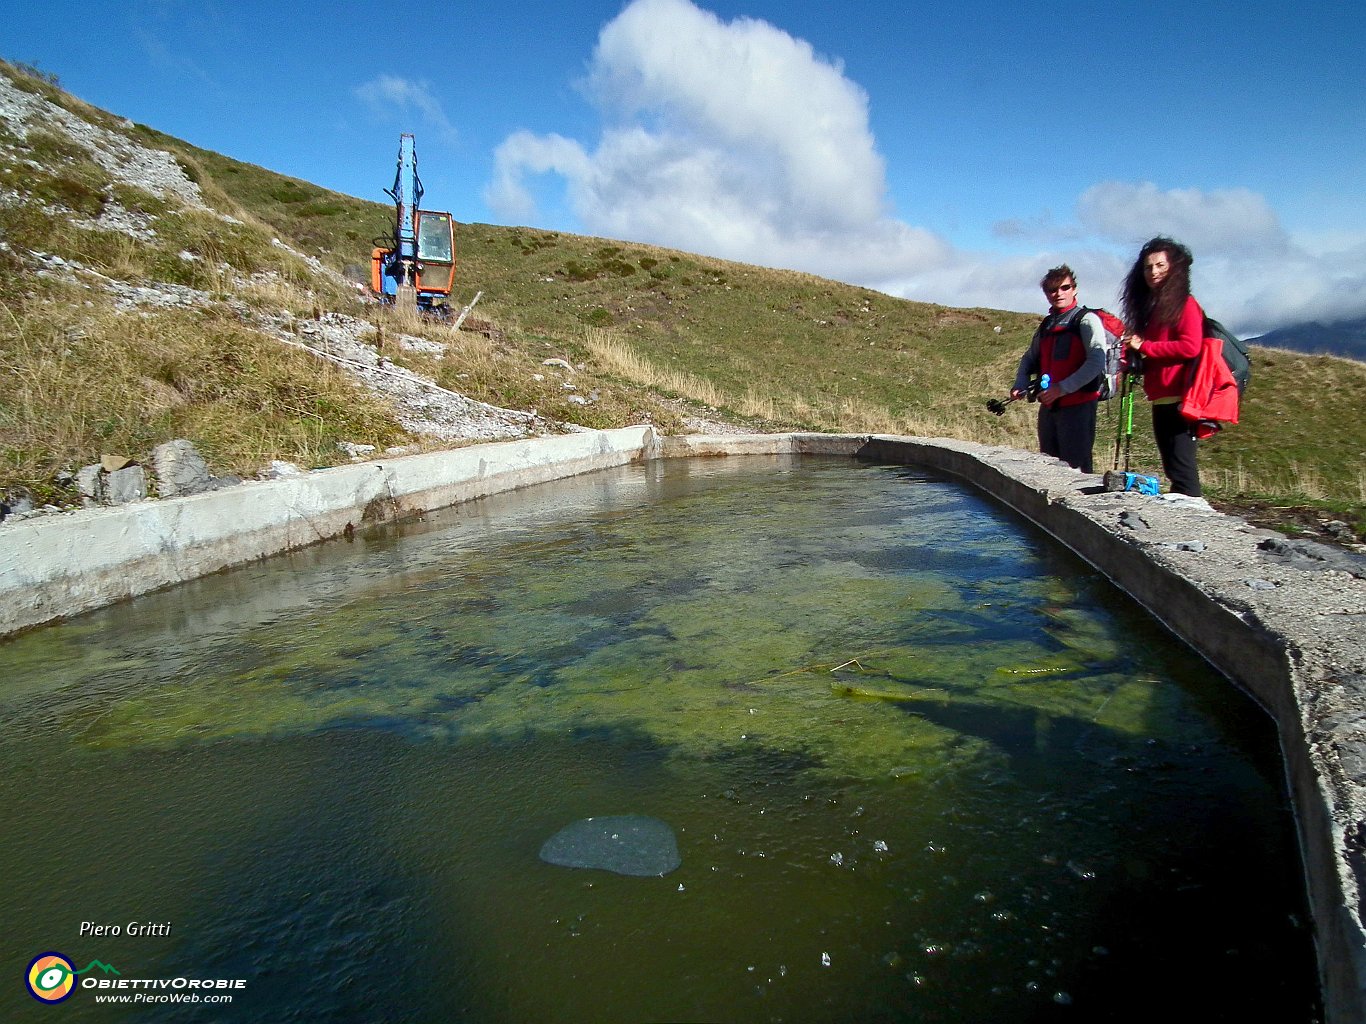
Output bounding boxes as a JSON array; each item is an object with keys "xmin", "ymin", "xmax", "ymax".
[{"xmin": 370, "ymin": 133, "xmax": 455, "ymax": 316}]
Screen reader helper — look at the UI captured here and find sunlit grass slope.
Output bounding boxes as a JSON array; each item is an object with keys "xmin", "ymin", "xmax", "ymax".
[{"xmin": 2, "ymin": 60, "xmax": 1363, "ymax": 531}]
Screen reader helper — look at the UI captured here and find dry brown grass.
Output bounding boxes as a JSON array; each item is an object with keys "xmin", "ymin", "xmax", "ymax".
[
  {"xmin": 583, "ymin": 327, "xmax": 731, "ymax": 409},
  {"xmin": 581, "ymin": 325, "xmax": 1039, "ymax": 445},
  {"xmin": 0, "ymin": 296, "xmax": 407, "ymax": 499},
  {"xmin": 1202, "ymin": 459, "xmax": 1337, "ymax": 503}
]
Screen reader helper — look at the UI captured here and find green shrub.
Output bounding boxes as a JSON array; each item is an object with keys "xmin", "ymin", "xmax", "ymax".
[
  {"xmin": 267, "ymin": 182, "xmax": 311, "ymax": 204},
  {"xmin": 23, "ymin": 166, "xmax": 107, "ymax": 217},
  {"xmin": 109, "ymin": 183, "xmax": 171, "ymax": 217}
]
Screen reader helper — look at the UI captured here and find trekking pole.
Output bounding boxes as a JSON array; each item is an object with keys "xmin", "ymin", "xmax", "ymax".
[
  {"xmin": 1110, "ymin": 371, "xmax": 1129, "ymax": 471},
  {"xmin": 1121, "ymin": 374, "xmax": 1135, "ymax": 473},
  {"xmin": 1102, "ymin": 366, "xmax": 1160, "ymax": 495},
  {"xmin": 1103, "ymin": 370, "xmax": 1137, "ymax": 491},
  {"xmin": 985, "ymin": 378, "xmax": 1042, "ymax": 416}
]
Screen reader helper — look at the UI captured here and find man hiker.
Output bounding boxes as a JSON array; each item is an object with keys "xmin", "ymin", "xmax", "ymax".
[{"xmin": 1011, "ymin": 265, "xmax": 1107, "ymax": 473}]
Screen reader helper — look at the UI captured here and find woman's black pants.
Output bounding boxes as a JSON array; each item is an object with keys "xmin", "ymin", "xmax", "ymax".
[{"xmin": 1151, "ymin": 402, "xmax": 1201, "ymax": 496}]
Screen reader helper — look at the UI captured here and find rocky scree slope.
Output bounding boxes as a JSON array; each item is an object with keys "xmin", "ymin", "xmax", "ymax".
[{"xmin": 0, "ymin": 66, "xmax": 578, "ymax": 522}]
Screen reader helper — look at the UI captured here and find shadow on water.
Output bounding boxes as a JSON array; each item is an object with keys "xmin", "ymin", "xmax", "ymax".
[{"xmin": 879, "ymin": 688, "xmax": 1141, "ymax": 770}]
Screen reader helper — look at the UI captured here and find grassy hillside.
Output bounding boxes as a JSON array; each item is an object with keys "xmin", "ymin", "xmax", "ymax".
[{"xmin": 1, "ymin": 60, "xmax": 1363, "ymax": 536}]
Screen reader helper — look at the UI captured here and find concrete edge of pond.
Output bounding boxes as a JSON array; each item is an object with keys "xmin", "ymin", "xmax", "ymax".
[
  {"xmin": 3, "ymin": 425, "xmax": 1364, "ymax": 1021},
  {"xmin": 0, "ymin": 426, "xmax": 656, "ymax": 637}
]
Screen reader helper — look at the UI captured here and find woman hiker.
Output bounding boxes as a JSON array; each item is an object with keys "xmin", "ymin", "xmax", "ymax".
[{"xmin": 1120, "ymin": 236, "xmax": 1204, "ymax": 497}]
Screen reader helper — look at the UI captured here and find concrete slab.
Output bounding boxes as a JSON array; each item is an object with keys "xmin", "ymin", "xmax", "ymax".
[
  {"xmin": 3, "ymin": 426, "xmax": 1364, "ymax": 1020},
  {"xmin": 0, "ymin": 426, "xmax": 654, "ymax": 637}
]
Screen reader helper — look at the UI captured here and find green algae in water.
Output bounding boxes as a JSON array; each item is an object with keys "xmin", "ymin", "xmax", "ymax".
[{"xmin": 0, "ymin": 456, "xmax": 1320, "ymax": 1022}]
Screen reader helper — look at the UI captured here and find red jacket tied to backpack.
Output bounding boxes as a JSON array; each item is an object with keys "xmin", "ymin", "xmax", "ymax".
[{"xmin": 1180, "ymin": 328, "xmax": 1240, "ymax": 438}]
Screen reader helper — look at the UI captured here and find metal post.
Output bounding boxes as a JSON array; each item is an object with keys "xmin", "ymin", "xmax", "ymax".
[{"xmin": 451, "ymin": 290, "xmax": 483, "ymax": 331}]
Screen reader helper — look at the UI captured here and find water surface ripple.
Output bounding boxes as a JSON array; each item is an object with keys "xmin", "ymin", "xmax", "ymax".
[{"xmin": 0, "ymin": 456, "xmax": 1319, "ymax": 1021}]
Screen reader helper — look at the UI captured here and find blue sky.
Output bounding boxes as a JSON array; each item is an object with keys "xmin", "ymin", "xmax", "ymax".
[{"xmin": 3, "ymin": 0, "xmax": 1364, "ymax": 333}]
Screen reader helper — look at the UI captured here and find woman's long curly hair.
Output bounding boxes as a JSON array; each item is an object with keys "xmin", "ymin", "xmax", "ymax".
[{"xmin": 1120, "ymin": 237, "xmax": 1193, "ymax": 335}]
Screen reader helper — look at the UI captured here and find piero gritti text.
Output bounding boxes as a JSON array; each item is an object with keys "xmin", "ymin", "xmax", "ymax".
[{"xmin": 80, "ymin": 920, "xmax": 173, "ymax": 937}]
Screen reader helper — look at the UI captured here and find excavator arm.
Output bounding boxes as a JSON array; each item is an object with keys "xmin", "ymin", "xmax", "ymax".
[{"xmin": 370, "ymin": 133, "xmax": 455, "ymax": 314}]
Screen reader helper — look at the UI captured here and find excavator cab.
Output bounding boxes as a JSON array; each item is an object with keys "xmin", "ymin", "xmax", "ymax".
[{"xmin": 415, "ymin": 210, "xmax": 455, "ymax": 298}]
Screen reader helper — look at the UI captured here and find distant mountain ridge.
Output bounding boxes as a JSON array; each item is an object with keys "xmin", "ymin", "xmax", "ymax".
[{"xmin": 1249, "ymin": 317, "xmax": 1366, "ymax": 362}]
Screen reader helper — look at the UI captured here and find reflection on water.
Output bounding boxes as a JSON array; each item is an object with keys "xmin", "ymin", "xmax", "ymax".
[{"xmin": 0, "ymin": 456, "xmax": 1320, "ymax": 1022}]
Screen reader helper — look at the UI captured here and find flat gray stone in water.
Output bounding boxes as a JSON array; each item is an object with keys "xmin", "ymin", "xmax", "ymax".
[{"xmin": 539, "ymin": 815, "xmax": 680, "ymax": 877}]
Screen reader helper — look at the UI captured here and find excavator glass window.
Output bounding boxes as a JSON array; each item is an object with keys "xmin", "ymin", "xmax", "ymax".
[{"xmin": 416, "ymin": 212, "xmax": 453, "ymax": 263}]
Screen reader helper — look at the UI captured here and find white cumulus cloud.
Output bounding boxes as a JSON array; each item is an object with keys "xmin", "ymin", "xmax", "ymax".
[
  {"xmin": 1195, "ymin": 241, "xmax": 1366, "ymax": 334},
  {"xmin": 483, "ymin": 0, "xmax": 1366, "ymax": 335},
  {"xmin": 1076, "ymin": 181, "xmax": 1290, "ymax": 257},
  {"xmin": 488, "ymin": 131, "xmax": 592, "ymax": 222},
  {"xmin": 1062, "ymin": 182, "xmax": 1366, "ymax": 333},
  {"xmin": 583, "ymin": 0, "xmax": 885, "ymax": 230},
  {"xmin": 922, "ymin": 182, "xmax": 1366, "ymax": 334},
  {"xmin": 485, "ymin": 0, "xmax": 948, "ymax": 282},
  {"xmin": 354, "ymin": 74, "xmax": 457, "ymax": 143}
]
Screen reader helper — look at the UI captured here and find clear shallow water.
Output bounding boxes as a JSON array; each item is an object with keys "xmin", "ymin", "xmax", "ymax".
[{"xmin": 1, "ymin": 456, "xmax": 1319, "ymax": 1021}]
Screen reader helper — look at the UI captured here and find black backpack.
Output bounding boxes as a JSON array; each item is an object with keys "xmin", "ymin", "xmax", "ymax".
[{"xmin": 1204, "ymin": 316, "xmax": 1251, "ymax": 395}]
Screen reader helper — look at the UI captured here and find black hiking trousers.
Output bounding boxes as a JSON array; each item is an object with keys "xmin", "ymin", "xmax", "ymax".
[
  {"xmin": 1152, "ymin": 401, "xmax": 1202, "ymax": 496},
  {"xmin": 1037, "ymin": 400, "xmax": 1097, "ymax": 473}
]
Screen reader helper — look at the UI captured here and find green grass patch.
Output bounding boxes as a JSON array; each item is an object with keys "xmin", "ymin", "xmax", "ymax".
[{"xmin": 109, "ymin": 182, "xmax": 172, "ymax": 218}]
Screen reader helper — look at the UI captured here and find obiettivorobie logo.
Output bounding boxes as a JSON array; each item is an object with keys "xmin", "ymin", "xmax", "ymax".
[
  {"xmin": 25, "ymin": 953, "xmax": 118, "ymax": 1004},
  {"xmin": 24, "ymin": 952, "xmax": 244, "ymax": 1006}
]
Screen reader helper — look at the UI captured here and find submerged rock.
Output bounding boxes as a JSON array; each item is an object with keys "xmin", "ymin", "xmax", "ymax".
[{"xmin": 539, "ymin": 815, "xmax": 680, "ymax": 877}]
